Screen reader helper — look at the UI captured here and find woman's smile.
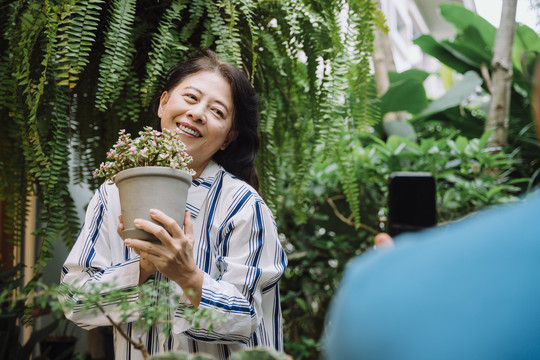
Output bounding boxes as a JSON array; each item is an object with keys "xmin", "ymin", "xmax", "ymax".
[{"xmin": 177, "ymin": 123, "xmax": 201, "ymax": 138}]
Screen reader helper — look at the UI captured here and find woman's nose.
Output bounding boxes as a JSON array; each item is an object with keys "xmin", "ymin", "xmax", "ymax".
[{"xmin": 187, "ymin": 104, "xmax": 206, "ymax": 123}]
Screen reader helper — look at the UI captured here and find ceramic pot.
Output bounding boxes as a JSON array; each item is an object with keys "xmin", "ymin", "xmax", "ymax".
[{"xmin": 115, "ymin": 167, "xmax": 192, "ymax": 242}]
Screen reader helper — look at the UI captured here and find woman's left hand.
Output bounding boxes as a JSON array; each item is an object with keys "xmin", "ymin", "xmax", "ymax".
[{"xmin": 125, "ymin": 209, "xmax": 204, "ymax": 306}]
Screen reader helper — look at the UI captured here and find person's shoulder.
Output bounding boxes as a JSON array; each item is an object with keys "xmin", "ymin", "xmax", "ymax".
[
  {"xmin": 218, "ymin": 167, "xmax": 261, "ymax": 198},
  {"xmin": 95, "ymin": 181, "xmax": 119, "ymax": 203},
  {"xmin": 217, "ymin": 167, "xmax": 275, "ymax": 214}
]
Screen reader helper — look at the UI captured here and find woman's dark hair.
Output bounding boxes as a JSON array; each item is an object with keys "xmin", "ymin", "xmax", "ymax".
[{"xmin": 152, "ymin": 49, "xmax": 260, "ymax": 191}]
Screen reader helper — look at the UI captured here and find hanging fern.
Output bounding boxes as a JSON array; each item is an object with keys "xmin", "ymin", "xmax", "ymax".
[
  {"xmin": 1, "ymin": 0, "xmax": 382, "ymax": 287},
  {"xmin": 205, "ymin": 2, "xmax": 241, "ymax": 66},
  {"xmin": 56, "ymin": 0, "xmax": 104, "ymax": 89},
  {"xmin": 257, "ymin": 96, "xmax": 279, "ymax": 214},
  {"xmin": 140, "ymin": 0, "xmax": 188, "ymax": 107},
  {"xmin": 34, "ymin": 1, "xmax": 81, "ymax": 272},
  {"xmin": 236, "ymin": 0, "xmax": 258, "ymax": 82},
  {"xmin": 95, "ymin": 0, "xmax": 136, "ymax": 111}
]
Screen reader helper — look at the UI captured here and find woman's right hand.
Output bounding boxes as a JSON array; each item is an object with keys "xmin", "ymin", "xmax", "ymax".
[{"xmin": 118, "ymin": 216, "xmax": 157, "ymax": 283}]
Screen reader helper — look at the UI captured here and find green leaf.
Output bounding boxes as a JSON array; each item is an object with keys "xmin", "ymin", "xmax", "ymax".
[
  {"xmin": 455, "ymin": 136, "xmax": 468, "ymax": 153},
  {"xmin": 447, "ymin": 27, "xmax": 492, "ymax": 67},
  {"xmin": 438, "ymin": 3, "xmax": 496, "ymax": 48},
  {"xmin": 382, "ymin": 120, "xmax": 416, "ymax": 140},
  {"xmin": 512, "ymin": 24, "xmax": 540, "ymax": 75},
  {"xmin": 295, "ymin": 297, "xmax": 308, "ymax": 312},
  {"xmin": 415, "ymin": 71, "xmax": 483, "ymax": 120},
  {"xmin": 388, "ymin": 69, "xmax": 430, "ymax": 83},
  {"xmin": 414, "ymin": 35, "xmax": 474, "ymax": 74},
  {"xmin": 380, "ymin": 77, "xmax": 428, "ymax": 114},
  {"xmin": 479, "ymin": 129, "xmax": 495, "ymax": 149}
]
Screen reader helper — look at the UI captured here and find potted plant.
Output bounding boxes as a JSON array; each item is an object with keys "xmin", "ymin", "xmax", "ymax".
[{"xmin": 93, "ymin": 126, "xmax": 195, "ymax": 242}]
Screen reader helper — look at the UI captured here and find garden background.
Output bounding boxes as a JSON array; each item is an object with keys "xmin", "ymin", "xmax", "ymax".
[{"xmin": 1, "ymin": 0, "xmax": 539, "ymax": 359}]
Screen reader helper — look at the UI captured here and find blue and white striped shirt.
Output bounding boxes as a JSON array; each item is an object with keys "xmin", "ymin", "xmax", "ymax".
[{"xmin": 61, "ymin": 161, "xmax": 287, "ymax": 359}]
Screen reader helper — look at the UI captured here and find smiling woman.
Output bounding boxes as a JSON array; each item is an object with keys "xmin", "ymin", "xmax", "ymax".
[
  {"xmin": 60, "ymin": 49, "xmax": 287, "ymax": 360},
  {"xmin": 153, "ymin": 49, "xmax": 261, "ymax": 190}
]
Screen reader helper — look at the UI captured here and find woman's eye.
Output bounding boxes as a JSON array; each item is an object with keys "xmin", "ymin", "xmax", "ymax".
[
  {"xmin": 214, "ymin": 109, "xmax": 224, "ymax": 118},
  {"xmin": 184, "ymin": 94, "xmax": 197, "ymax": 101}
]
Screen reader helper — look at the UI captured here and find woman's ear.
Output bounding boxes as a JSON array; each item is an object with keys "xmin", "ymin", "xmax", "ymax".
[
  {"xmin": 158, "ymin": 91, "xmax": 169, "ymax": 117},
  {"xmin": 220, "ymin": 130, "xmax": 239, "ymax": 151}
]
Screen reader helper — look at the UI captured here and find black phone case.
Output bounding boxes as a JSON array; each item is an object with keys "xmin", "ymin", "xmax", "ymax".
[{"xmin": 387, "ymin": 172, "xmax": 437, "ymax": 237}]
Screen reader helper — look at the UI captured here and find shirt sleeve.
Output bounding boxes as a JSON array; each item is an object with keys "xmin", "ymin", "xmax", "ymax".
[
  {"xmin": 60, "ymin": 184, "xmax": 141, "ymax": 329},
  {"xmin": 173, "ymin": 198, "xmax": 287, "ymax": 344}
]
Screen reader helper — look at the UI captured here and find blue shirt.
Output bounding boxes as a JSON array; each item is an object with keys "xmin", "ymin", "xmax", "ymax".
[
  {"xmin": 324, "ymin": 190, "xmax": 540, "ymax": 360},
  {"xmin": 61, "ymin": 161, "xmax": 287, "ymax": 359}
]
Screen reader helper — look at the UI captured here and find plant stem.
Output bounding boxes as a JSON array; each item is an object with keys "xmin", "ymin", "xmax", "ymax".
[
  {"xmin": 326, "ymin": 196, "xmax": 378, "ymax": 234},
  {"xmin": 96, "ymin": 304, "xmax": 150, "ymax": 359}
]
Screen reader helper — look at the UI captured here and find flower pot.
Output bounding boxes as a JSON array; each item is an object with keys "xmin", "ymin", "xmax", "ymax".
[{"xmin": 115, "ymin": 167, "xmax": 192, "ymax": 242}]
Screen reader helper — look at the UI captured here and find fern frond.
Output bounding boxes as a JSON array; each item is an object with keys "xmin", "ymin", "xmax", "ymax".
[
  {"xmin": 349, "ymin": 0, "xmax": 379, "ymax": 131},
  {"xmin": 335, "ymin": 137, "xmax": 362, "ymax": 227},
  {"xmin": 373, "ymin": 6, "xmax": 389, "ymax": 34},
  {"xmin": 56, "ymin": 0, "xmax": 104, "ymax": 89},
  {"xmin": 179, "ymin": 0, "xmax": 205, "ymax": 42},
  {"xmin": 236, "ymin": 0, "xmax": 258, "ymax": 82},
  {"xmin": 12, "ymin": 3, "xmax": 51, "ymax": 180},
  {"xmin": 114, "ymin": 65, "xmax": 142, "ymax": 123},
  {"xmin": 258, "ymin": 96, "xmax": 279, "ymax": 214},
  {"xmin": 95, "ymin": 0, "xmax": 136, "ymax": 111},
  {"xmin": 207, "ymin": 1, "xmax": 242, "ymax": 67},
  {"xmin": 140, "ymin": 0, "xmax": 188, "ymax": 107}
]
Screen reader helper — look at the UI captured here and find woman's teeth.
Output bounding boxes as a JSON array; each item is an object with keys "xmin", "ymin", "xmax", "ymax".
[{"xmin": 177, "ymin": 124, "xmax": 201, "ymax": 137}]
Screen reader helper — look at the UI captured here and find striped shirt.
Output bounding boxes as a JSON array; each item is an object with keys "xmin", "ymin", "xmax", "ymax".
[{"xmin": 61, "ymin": 161, "xmax": 287, "ymax": 359}]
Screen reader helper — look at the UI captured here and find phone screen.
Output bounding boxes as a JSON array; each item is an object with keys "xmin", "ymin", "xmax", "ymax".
[{"xmin": 387, "ymin": 172, "xmax": 437, "ymax": 237}]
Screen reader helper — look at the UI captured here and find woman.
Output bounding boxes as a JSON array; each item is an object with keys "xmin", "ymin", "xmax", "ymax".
[{"xmin": 61, "ymin": 49, "xmax": 287, "ymax": 359}]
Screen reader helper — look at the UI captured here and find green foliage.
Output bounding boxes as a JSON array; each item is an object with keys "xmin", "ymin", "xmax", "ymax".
[
  {"xmin": 140, "ymin": 0, "xmax": 188, "ymax": 107},
  {"xmin": 0, "ymin": 0, "xmax": 381, "ymax": 279},
  {"xmin": 95, "ymin": 0, "xmax": 137, "ymax": 111},
  {"xmin": 411, "ymin": 3, "xmax": 540, "ymax": 188},
  {"xmin": 278, "ymin": 3, "xmax": 538, "ymax": 358}
]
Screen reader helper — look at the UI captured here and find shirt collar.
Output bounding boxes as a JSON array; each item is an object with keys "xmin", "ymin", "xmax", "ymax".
[{"xmin": 186, "ymin": 160, "xmax": 221, "ymax": 218}]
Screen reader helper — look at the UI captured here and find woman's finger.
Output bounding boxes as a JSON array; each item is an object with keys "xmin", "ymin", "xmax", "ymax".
[
  {"xmin": 125, "ymin": 238, "xmax": 161, "ymax": 256},
  {"xmin": 149, "ymin": 208, "xmax": 184, "ymax": 240},
  {"xmin": 133, "ymin": 216, "xmax": 172, "ymax": 245},
  {"xmin": 183, "ymin": 211, "xmax": 194, "ymax": 250},
  {"xmin": 117, "ymin": 215, "xmax": 124, "ymax": 235}
]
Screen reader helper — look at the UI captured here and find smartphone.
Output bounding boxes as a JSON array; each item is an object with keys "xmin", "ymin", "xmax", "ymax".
[{"xmin": 387, "ymin": 172, "xmax": 437, "ymax": 237}]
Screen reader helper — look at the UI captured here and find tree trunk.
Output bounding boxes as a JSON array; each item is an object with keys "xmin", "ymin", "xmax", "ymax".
[
  {"xmin": 373, "ymin": 0, "xmax": 404, "ymax": 122},
  {"xmin": 485, "ymin": 0, "xmax": 518, "ymax": 150},
  {"xmin": 373, "ymin": 27, "xmax": 395, "ymax": 97}
]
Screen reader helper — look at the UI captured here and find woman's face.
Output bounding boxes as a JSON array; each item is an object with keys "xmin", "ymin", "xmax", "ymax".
[{"xmin": 158, "ymin": 71, "xmax": 237, "ymax": 177}]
